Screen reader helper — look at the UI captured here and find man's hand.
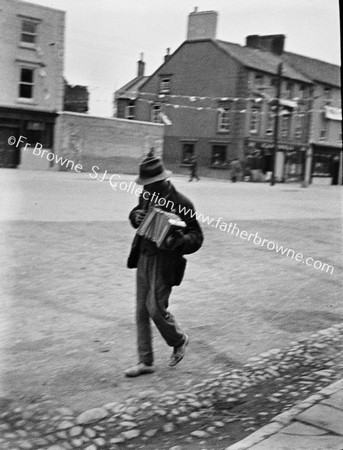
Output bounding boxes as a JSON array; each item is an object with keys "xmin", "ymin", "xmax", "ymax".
[
  {"xmin": 165, "ymin": 229, "xmax": 184, "ymax": 250},
  {"xmin": 133, "ymin": 209, "xmax": 147, "ymax": 227}
]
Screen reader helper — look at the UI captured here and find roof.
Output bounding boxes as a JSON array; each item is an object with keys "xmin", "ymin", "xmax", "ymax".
[
  {"xmin": 215, "ymin": 40, "xmax": 313, "ymax": 83},
  {"xmin": 115, "ymin": 75, "xmax": 149, "ymax": 100},
  {"xmin": 282, "ymin": 52, "xmax": 341, "ymax": 88}
]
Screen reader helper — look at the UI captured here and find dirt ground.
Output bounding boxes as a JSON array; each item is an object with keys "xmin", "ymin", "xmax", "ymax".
[{"xmin": 0, "ymin": 169, "xmax": 342, "ymax": 413}]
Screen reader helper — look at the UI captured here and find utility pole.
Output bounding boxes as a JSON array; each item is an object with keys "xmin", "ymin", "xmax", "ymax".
[{"xmin": 270, "ymin": 62, "xmax": 283, "ymax": 186}]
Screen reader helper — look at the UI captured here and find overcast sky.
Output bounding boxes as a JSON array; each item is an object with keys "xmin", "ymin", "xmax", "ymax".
[{"xmin": 23, "ymin": 0, "xmax": 341, "ymax": 117}]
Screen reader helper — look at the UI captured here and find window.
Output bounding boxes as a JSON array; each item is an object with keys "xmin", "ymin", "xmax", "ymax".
[
  {"xmin": 294, "ymin": 114, "xmax": 304, "ymax": 140},
  {"xmin": 280, "ymin": 113, "xmax": 290, "ymax": 138},
  {"xmin": 323, "ymin": 87, "xmax": 332, "ymax": 105},
  {"xmin": 151, "ymin": 103, "xmax": 162, "ymax": 123},
  {"xmin": 254, "ymin": 74, "xmax": 264, "ymax": 87},
  {"xmin": 125, "ymin": 101, "xmax": 135, "ymax": 120},
  {"xmin": 21, "ymin": 20, "xmax": 38, "ymax": 45},
  {"xmin": 284, "ymin": 81, "xmax": 293, "ymax": 99},
  {"xmin": 18, "ymin": 68, "xmax": 34, "ymax": 99},
  {"xmin": 319, "ymin": 119, "xmax": 328, "ymax": 141},
  {"xmin": 211, "ymin": 145, "xmax": 227, "ymax": 167},
  {"xmin": 217, "ymin": 103, "xmax": 231, "ymax": 132},
  {"xmin": 265, "ymin": 111, "xmax": 274, "ymax": 136},
  {"xmin": 181, "ymin": 143, "xmax": 194, "ymax": 164},
  {"xmin": 298, "ymin": 84, "xmax": 305, "ymax": 100},
  {"xmin": 250, "ymin": 106, "xmax": 260, "ymax": 134},
  {"xmin": 159, "ymin": 77, "xmax": 171, "ymax": 94}
]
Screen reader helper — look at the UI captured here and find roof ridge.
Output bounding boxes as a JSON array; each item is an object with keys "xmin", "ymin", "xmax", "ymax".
[
  {"xmin": 284, "ymin": 51, "xmax": 340, "ymax": 69},
  {"xmin": 214, "ymin": 39, "xmax": 312, "ymax": 83}
]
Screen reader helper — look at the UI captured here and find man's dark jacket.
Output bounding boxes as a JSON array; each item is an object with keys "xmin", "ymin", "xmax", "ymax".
[{"xmin": 127, "ymin": 183, "xmax": 203, "ymax": 286}]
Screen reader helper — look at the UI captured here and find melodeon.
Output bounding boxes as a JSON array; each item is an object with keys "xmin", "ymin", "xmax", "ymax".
[{"xmin": 137, "ymin": 207, "xmax": 186, "ymax": 248}]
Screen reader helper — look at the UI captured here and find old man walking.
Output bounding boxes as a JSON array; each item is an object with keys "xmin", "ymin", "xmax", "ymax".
[{"xmin": 125, "ymin": 153, "xmax": 203, "ymax": 377}]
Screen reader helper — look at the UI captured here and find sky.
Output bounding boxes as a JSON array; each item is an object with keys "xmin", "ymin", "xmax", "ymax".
[{"xmin": 23, "ymin": 0, "xmax": 341, "ymax": 117}]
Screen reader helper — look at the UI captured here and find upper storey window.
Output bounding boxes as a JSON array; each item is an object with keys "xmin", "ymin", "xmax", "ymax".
[
  {"xmin": 159, "ymin": 77, "xmax": 171, "ymax": 94},
  {"xmin": 21, "ymin": 20, "xmax": 38, "ymax": 45}
]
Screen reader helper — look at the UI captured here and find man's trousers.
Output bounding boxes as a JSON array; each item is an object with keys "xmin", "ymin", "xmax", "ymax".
[{"xmin": 136, "ymin": 252, "xmax": 185, "ymax": 365}]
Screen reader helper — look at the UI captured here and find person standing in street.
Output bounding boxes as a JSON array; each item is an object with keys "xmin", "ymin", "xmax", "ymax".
[
  {"xmin": 230, "ymin": 158, "xmax": 242, "ymax": 182},
  {"xmin": 125, "ymin": 153, "xmax": 203, "ymax": 377},
  {"xmin": 189, "ymin": 155, "xmax": 200, "ymax": 182}
]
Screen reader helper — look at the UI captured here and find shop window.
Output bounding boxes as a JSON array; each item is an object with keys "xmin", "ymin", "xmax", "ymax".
[
  {"xmin": 217, "ymin": 103, "xmax": 231, "ymax": 132},
  {"xmin": 21, "ymin": 19, "xmax": 38, "ymax": 45},
  {"xmin": 19, "ymin": 68, "xmax": 34, "ymax": 99},
  {"xmin": 181, "ymin": 143, "xmax": 194, "ymax": 164},
  {"xmin": 211, "ymin": 145, "xmax": 227, "ymax": 168},
  {"xmin": 159, "ymin": 77, "xmax": 171, "ymax": 94},
  {"xmin": 151, "ymin": 103, "xmax": 162, "ymax": 123},
  {"xmin": 25, "ymin": 122, "xmax": 53, "ymax": 148},
  {"xmin": 313, "ymin": 154, "xmax": 332, "ymax": 177},
  {"xmin": 125, "ymin": 101, "xmax": 135, "ymax": 120},
  {"xmin": 284, "ymin": 150, "xmax": 302, "ymax": 180},
  {"xmin": 249, "ymin": 106, "xmax": 260, "ymax": 134}
]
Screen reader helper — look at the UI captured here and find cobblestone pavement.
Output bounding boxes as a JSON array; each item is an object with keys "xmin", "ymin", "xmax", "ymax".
[{"xmin": 0, "ymin": 324, "xmax": 342, "ymax": 449}]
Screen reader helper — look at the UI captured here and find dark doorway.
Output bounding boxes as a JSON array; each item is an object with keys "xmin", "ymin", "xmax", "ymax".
[
  {"xmin": 332, "ymin": 155, "xmax": 341, "ymax": 185},
  {"xmin": 0, "ymin": 127, "xmax": 20, "ymax": 168},
  {"xmin": 263, "ymin": 154, "xmax": 273, "ymax": 173}
]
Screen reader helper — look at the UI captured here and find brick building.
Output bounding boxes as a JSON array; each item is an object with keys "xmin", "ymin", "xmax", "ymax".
[
  {"xmin": 283, "ymin": 53, "xmax": 342, "ymax": 185},
  {"xmin": 114, "ymin": 54, "xmax": 148, "ymax": 120},
  {"xmin": 0, "ymin": 0, "xmax": 65, "ymax": 169},
  {"xmin": 116, "ymin": 9, "xmax": 341, "ymax": 183}
]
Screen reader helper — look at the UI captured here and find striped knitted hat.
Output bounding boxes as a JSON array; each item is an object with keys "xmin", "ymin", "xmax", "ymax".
[{"xmin": 135, "ymin": 154, "xmax": 172, "ymax": 185}]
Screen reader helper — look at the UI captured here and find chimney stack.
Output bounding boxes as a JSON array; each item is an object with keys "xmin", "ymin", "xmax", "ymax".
[
  {"xmin": 187, "ymin": 9, "xmax": 218, "ymax": 41},
  {"xmin": 246, "ymin": 34, "xmax": 285, "ymax": 56},
  {"xmin": 137, "ymin": 53, "xmax": 145, "ymax": 77},
  {"xmin": 164, "ymin": 47, "xmax": 171, "ymax": 62}
]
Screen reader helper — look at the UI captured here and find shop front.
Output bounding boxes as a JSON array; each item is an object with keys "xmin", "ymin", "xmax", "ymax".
[
  {"xmin": 244, "ymin": 139, "xmax": 306, "ymax": 182},
  {"xmin": 0, "ymin": 107, "xmax": 56, "ymax": 169},
  {"xmin": 311, "ymin": 143, "xmax": 342, "ymax": 185}
]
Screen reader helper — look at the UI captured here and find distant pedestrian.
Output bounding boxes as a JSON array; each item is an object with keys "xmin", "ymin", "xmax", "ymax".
[
  {"xmin": 230, "ymin": 159, "xmax": 242, "ymax": 183},
  {"xmin": 189, "ymin": 155, "xmax": 200, "ymax": 182},
  {"xmin": 125, "ymin": 153, "xmax": 203, "ymax": 377}
]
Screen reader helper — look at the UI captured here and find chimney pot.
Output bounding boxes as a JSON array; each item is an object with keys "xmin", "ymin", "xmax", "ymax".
[
  {"xmin": 137, "ymin": 54, "xmax": 145, "ymax": 77},
  {"xmin": 164, "ymin": 47, "xmax": 171, "ymax": 62}
]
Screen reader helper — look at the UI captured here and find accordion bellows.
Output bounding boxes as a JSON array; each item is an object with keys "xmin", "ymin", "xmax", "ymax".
[{"xmin": 137, "ymin": 207, "xmax": 186, "ymax": 248}]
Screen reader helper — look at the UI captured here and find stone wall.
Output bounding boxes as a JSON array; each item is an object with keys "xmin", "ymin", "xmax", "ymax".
[{"xmin": 54, "ymin": 112, "xmax": 164, "ymax": 174}]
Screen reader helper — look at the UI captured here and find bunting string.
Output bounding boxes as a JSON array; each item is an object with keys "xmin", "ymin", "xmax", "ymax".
[{"xmin": 135, "ymin": 96, "xmax": 339, "ymax": 116}]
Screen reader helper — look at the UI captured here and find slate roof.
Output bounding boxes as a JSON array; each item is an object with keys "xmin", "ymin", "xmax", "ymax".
[
  {"xmin": 115, "ymin": 75, "xmax": 149, "ymax": 99},
  {"xmin": 282, "ymin": 52, "xmax": 341, "ymax": 88},
  {"xmin": 214, "ymin": 40, "xmax": 313, "ymax": 83}
]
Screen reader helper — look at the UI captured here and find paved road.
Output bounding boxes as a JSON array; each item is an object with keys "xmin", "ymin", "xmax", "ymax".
[
  {"xmin": 0, "ymin": 169, "xmax": 342, "ymax": 222},
  {"xmin": 0, "ymin": 169, "xmax": 342, "ymax": 413}
]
